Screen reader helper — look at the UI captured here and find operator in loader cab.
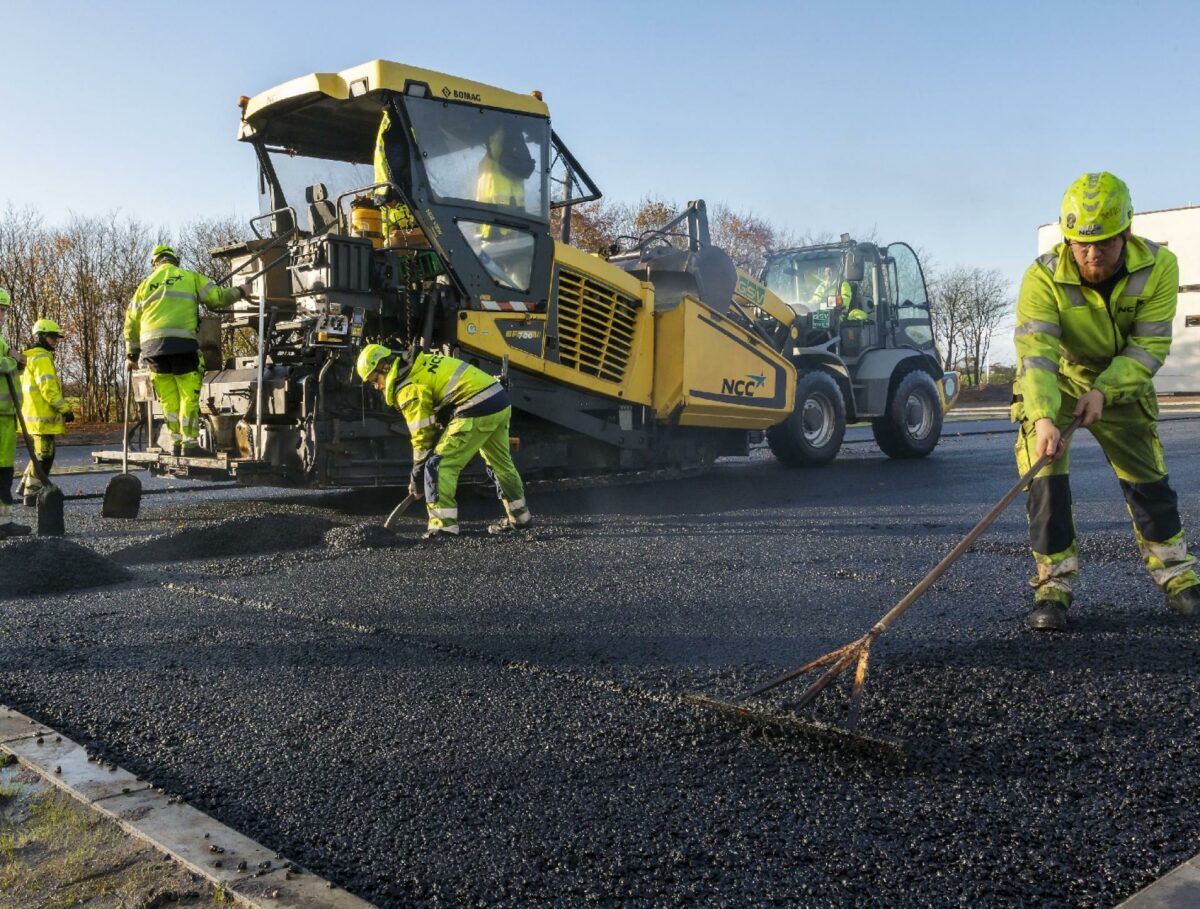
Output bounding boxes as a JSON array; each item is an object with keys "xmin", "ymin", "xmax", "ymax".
[
  {"xmin": 357, "ymin": 344, "xmax": 531, "ymax": 540},
  {"xmin": 1013, "ymin": 172, "xmax": 1200, "ymax": 631},
  {"xmin": 811, "ymin": 266, "xmax": 867, "ymax": 321},
  {"xmin": 124, "ymin": 245, "xmax": 246, "ymax": 457}
]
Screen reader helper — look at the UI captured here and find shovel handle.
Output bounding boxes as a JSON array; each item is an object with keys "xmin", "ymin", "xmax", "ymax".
[
  {"xmin": 122, "ymin": 377, "xmax": 131, "ymax": 475},
  {"xmin": 384, "ymin": 493, "xmax": 418, "ymax": 530},
  {"xmin": 869, "ymin": 415, "xmax": 1084, "ymax": 636},
  {"xmin": 4, "ymin": 372, "xmax": 51, "ymax": 488}
]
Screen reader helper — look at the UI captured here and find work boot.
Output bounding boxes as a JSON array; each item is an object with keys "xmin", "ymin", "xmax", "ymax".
[
  {"xmin": 487, "ymin": 517, "xmax": 532, "ymax": 535},
  {"xmin": 1027, "ymin": 599, "xmax": 1069, "ymax": 631},
  {"xmin": 1166, "ymin": 585, "xmax": 1200, "ymax": 617},
  {"xmin": 181, "ymin": 442, "xmax": 211, "ymax": 458},
  {"xmin": 420, "ymin": 528, "xmax": 455, "ymax": 542},
  {"xmin": 0, "ymin": 521, "xmax": 32, "ymax": 539},
  {"xmin": 171, "ymin": 441, "xmax": 184, "ymax": 457}
]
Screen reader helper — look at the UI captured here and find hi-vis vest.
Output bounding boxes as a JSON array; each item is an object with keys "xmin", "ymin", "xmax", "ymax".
[
  {"xmin": 125, "ymin": 264, "xmax": 239, "ymax": 359},
  {"xmin": 1014, "ymin": 236, "xmax": 1176, "ymax": 423},
  {"xmin": 0, "ymin": 335, "xmax": 19, "ymax": 416},
  {"xmin": 384, "ymin": 352, "xmax": 506, "ymax": 461},
  {"xmin": 20, "ymin": 346, "xmax": 68, "ymax": 434}
]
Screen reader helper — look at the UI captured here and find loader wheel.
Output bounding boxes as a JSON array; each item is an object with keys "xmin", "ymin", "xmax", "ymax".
[
  {"xmin": 767, "ymin": 370, "xmax": 845, "ymax": 467},
  {"xmin": 872, "ymin": 370, "xmax": 942, "ymax": 459}
]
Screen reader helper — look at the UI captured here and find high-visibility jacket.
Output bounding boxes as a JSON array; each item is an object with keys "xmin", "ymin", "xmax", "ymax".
[
  {"xmin": 0, "ymin": 334, "xmax": 19, "ymax": 416},
  {"xmin": 125, "ymin": 264, "xmax": 240, "ymax": 360},
  {"xmin": 1014, "ymin": 236, "xmax": 1177, "ymax": 423},
  {"xmin": 373, "ymin": 110, "xmax": 416, "ymax": 232},
  {"xmin": 384, "ymin": 352, "xmax": 508, "ymax": 462},
  {"xmin": 810, "ymin": 277, "xmax": 853, "ymax": 310},
  {"xmin": 476, "ymin": 156, "xmax": 525, "ymax": 210},
  {"xmin": 20, "ymin": 345, "xmax": 68, "ymax": 434}
]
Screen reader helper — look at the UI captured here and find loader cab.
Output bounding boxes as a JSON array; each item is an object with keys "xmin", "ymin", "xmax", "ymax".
[{"xmin": 761, "ymin": 240, "xmax": 936, "ymax": 362}]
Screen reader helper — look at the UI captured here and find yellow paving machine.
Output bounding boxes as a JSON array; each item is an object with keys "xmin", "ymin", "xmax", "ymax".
[{"xmin": 94, "ymin": 60, "xmax": 956, "ymax": 486}]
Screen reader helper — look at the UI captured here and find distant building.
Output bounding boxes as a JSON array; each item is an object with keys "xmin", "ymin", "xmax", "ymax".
[{"xmin": 1038, "ymin": 206, "xmax": 1200, "ymax": 394}]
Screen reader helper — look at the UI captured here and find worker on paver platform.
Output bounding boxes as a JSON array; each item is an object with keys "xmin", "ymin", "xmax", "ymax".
[
  {"xmin": 18, "ymin": 319, "xmax": 73, "ymax": 506},
  {"xmin": 372, "ymin": 109, "xmax": 417, "ymax": 240},
  {"xmin": 124, "ymin": 245, "xmax": 246, "ymax": 456},
  {"xmin": 1013, "ymin": 172, "xmax": 1200, "ymax": 631},
  {"xmin": 356, "ymin": 343, "xmax": 532, "ymax": 540},
  {"xmin": 0, "ymin": 289, "xmax": 31, "ymax": 538}
]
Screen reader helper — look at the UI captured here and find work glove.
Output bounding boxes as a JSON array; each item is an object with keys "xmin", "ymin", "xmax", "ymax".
[
  {"xmin": 125, "ymin": 356, "xmax": 138, "ymax": 372},
  {"xmin": 63, "ymin": 411, "xmax": 75, "ymax": 423}
]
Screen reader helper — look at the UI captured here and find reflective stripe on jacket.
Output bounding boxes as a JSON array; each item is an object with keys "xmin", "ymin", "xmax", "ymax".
[
  {"xmin": 1014, "ymin": 236, "xmax": 1176, "ymax": 422},
  {"xmin": 125, "ymin": 264, "xmax": 240, "ymax": 359},
  {"xmin": 20, "ymin": 346, "xmax": 68, "ymax": 434},
  {"xmin": 0, "ymin": 334, "xmax": 19, "ymax": 415},
  {"xmin": 384, "ymin": 352, "xmax": 505, "ymax": 461}
]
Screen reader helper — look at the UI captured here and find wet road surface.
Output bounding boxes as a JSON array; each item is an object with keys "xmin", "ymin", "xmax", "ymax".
[{"xmin": 2, "ymin": 421, "xmax": 1199, "ymax": 907}]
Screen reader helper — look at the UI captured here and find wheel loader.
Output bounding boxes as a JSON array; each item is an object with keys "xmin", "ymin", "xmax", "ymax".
[{"xmin": 93, "ymin": 59, "xmax": 956, "ymax": 486}]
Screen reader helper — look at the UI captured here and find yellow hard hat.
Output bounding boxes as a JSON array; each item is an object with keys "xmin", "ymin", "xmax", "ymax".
[
  {"xmin": 151, "ymin": 244, "xmax": 179, "ymax": 265},
  {"xmin": 1060, "ymin": 172, "xmax": 1132, "ymax": 242},
  {"xmin": 0, "ymin": 288, "xmax": 10, "ymax": 307},
  {"xmin": 356, "ymin": 344, "xmax": 393, "ymax": 381},
  {"xmin": 33, "ymin": 318, "xmax": 63, "ymax": 336}
]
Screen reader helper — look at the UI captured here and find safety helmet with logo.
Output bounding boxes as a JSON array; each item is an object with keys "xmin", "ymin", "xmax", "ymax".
[
  {"xmin": 355, "ymin": 343, "xmax": 394, "ymax": 382},
  {"xmin": 0, "ymin": 287, "xmax": 10, "ymax": 307},
  {"xmin": 1060, "ymin": 172, "xmax": 1133, "ymax": 243},
  {"xmin": 33, "ymin": 318, "xmax": 63, "ymax": 337},
  {"xmin": 151, "ymin": 244, "xmax": 180, "ymax": 265}
]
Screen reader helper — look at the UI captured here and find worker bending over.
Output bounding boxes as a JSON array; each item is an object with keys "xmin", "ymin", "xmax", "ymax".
[
  {"xmin": 124, "ymin": 245, "xmax": 246, "ymax": 456},
  {"xmin": 356, "ymin": 344, "xmax": 531, "ymax": 539},
  {"xmin": 0, "ymin": 289, "xmax": 30, "ymax": 537},
  {"xmin": 1013, "ymin": 172, "xmax": 1200, "ymax": 630},
  {"xmin": 18, "ymin": 319, "xmax": 73, "ymax": 505}
]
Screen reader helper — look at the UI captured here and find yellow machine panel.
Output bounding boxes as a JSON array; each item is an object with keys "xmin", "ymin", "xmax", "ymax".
[
  {"xmin": 457, "ymin": 243, "xmax": 656, "ymax": 406},
  {"xmin": 653, "ymin": 298, "xmax": 796, "ymax": 429}
]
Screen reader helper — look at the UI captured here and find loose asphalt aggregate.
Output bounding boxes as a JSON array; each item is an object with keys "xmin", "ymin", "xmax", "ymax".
[{"xmin": 1, "ymin": 419, "xmax": 1199, "ymax": 907}]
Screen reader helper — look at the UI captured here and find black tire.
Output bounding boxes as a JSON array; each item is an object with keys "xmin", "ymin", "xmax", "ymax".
[
  {"xmin": 871, "ymin": 369, "xmax": 943, "ymax": 459},
  {"xmin": 767, "ymin": 370, "xmax": 846, "ymax": 467}
]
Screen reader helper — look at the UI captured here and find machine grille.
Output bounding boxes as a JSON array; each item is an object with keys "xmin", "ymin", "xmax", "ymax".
[{"xmin": 554, "ymin": 267, "xmax": 639, "ymax": 383}]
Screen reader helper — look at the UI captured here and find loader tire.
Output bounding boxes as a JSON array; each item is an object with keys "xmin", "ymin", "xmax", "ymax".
[
  {"xmin": 871, "ymin": 369, "xmax": 942, "ymax": 459},
  {"xmin": 767, "ymin": 370, "xmax": 845, "ymax": 467}
]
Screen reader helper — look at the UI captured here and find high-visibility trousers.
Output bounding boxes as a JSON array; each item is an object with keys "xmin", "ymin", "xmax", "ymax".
[
  {"xmin": 1014, "ymin": 389, "xmax": 1198, "ymax": 603},
  {"xmin": 19, "ymin": 434, "xmax": 55, "ymax": 496},
  {"xmin": 0, "ymin": 414, "xmax": 15, "ymax": 508},
  {"xmin": 423, "ymin": 406, "xmax": 530, "ymax": 534},
  {"xmin": 151, "ymin": 369, "xmax": 204, "ymax": 444}
]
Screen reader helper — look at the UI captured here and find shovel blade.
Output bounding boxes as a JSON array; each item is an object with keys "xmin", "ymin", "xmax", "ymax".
[
  {"xmin": 36, "ymin": 484, "xmax": 65, "ymax": 536},
  {"xmin": 102, "ymin": 473, "xmax": 142, "ymax": 520}
]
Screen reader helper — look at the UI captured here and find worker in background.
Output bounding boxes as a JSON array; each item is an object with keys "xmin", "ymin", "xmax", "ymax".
[
  {"xmin": 17, "ymin": 319, "xmax": 72, "ymax": 506},
  {"xmin": 372, "ymin": 109, "xmax": 417, "ymax": 241},
  {"xmin": 124, "ymin": 245, "xmax": 246, "ymax": 456},
  {"xmin": 810, "ymin": 266, "xmax": 867, "ymax": 321},
  {"xmin": 356, "ymin": 343, "xmax": 531, "ymax": 539},
  {"xmin": 1013, "ymin": 172, "xmax": 1200, "ymax": 631},
  {"xmin": 0, "ymin": 289, "xmax": 30, "ymax": 537}
]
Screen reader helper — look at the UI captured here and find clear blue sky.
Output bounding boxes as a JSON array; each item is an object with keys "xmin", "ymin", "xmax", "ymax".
[{"xmin": 3, "ymin": 0, "xmax": 1197, "ymax": 362}]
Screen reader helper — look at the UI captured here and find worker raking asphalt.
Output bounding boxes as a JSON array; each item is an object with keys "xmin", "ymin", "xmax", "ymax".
[{"xmin": 0, "ymin": 426, "xmax": 1198, "ymax": 907}]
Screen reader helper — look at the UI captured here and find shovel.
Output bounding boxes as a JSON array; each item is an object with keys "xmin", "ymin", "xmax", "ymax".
[
  {"xmin": 102, "ymin": 379, "xmax": 142, "ymax": 519},
  {"xmin": 5, "ymin": 373, "xmax": 64, "ymax": 536},
  {"xmin": 384, "ymin": 493, "xmax": 418, "ymax": 530}
]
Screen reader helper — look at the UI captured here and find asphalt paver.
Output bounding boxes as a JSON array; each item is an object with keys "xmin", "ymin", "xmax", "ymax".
[{"xmin": 1, "ymin": 424, "xmax": 1198, "ymax": 907}]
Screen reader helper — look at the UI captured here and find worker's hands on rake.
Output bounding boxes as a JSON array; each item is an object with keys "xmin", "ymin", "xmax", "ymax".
[
  {"xmin": 1033, "ymin": 418, "xmax": 1067, "ymax": 462},
  {"xmin": 1073, "ymin": 389, "xmax": 1104, "ymax": 427},
  {"xmin": 407, "ymin": 481, "xmax": 423, "ymax": 500}
]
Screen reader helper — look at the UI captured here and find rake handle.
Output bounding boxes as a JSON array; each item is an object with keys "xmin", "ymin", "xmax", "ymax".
[{"xmin": 868, "ymin": 415, "xmax": 1082, "ymax": 638}]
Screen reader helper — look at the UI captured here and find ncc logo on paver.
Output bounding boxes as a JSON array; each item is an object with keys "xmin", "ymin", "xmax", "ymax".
[{"xmin": 721, "ymin": 374, "xmax": 766, "ymax": 397}]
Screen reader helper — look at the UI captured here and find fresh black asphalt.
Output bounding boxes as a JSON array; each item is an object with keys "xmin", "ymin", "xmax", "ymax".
[{"xmin": 2, "ymin": 421, "xmax": 1198, "ymax": 907}]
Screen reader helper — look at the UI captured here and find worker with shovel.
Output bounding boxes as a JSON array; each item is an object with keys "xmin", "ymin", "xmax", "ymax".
[
  {"xmin": 356, "ymin": 343, "xmax": 531, "ymax": 540},
  {"xmin": 1014, "ymin": 172, "xmax": 1200, "ymax": 630},
  {"xmin": 18, "ymin": 319, "xmax": 73, "ymax": 506},
  {"xmin": 0, "ymin": 289, "xmax": 31, "ymax": 538},
  {"xmin": 124, "ymin": 245, "xmax": 246, "ymax": 456}
]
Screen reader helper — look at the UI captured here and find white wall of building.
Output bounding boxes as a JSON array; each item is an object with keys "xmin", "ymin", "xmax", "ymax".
[{"xmin": 1037, "ymin": 206, "xmax": 1200, "ymax": 394}]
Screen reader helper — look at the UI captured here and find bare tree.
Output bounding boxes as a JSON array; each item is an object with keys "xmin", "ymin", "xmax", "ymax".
[
  {"xmin": 177, "ymin": 215, "xmax": 245, "ymax": 280},
  {"xmin": 928, "ymin": 265, "xmax": 1011, "ymax": 385}
]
